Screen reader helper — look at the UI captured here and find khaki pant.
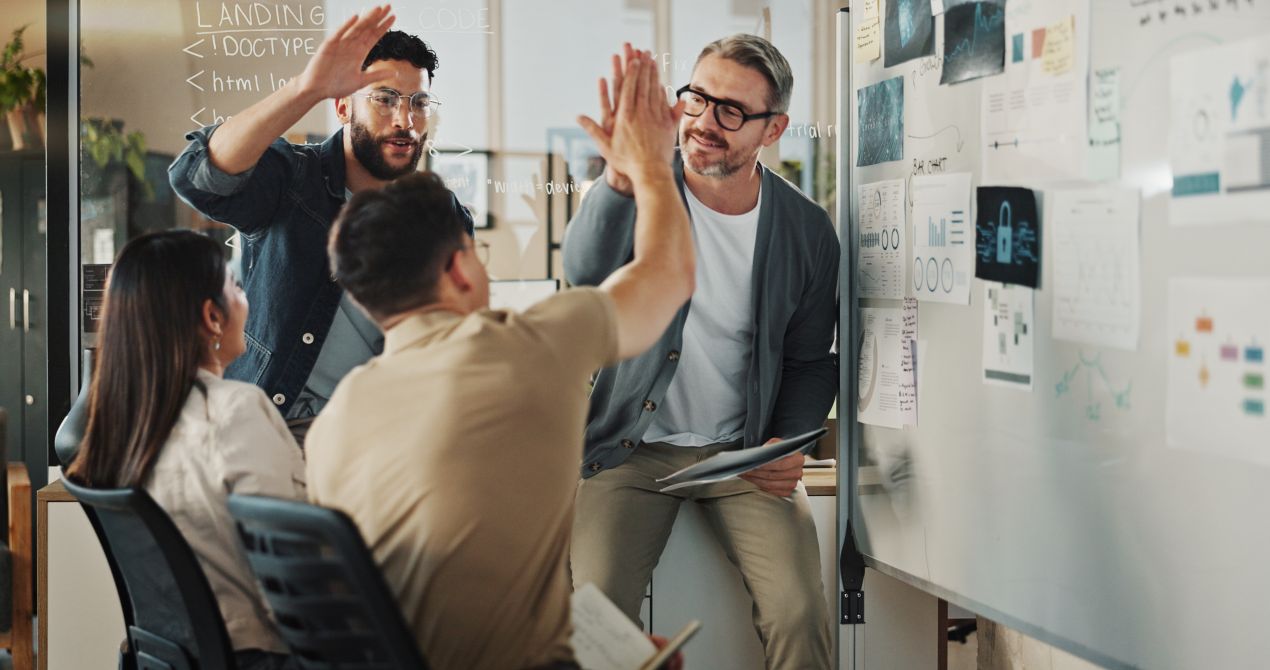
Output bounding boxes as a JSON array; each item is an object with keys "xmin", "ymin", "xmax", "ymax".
[{"xmin": 571, "ymin": 441, "xmax": 831, "ymax": 670}]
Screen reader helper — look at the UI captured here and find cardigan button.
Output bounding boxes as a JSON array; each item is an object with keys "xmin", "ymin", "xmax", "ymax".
[
  {"xmin": 589, "ymin": 462, "xmax": 602, "ymax": 473},
  {"xmin": 643, "ymin": 400, "xmax": 657, "ymax": 412},
  {"xmin": 272, "ymin": 394, "xmax": 286, "ymax": 406},
  {"xmin": 302, "ymin": 332, "xmax": 315, "ymax": 344},
  {"xmin": 668, "ymin": 350, "xmax": 680, "ymax": 362},
  {"xmin": 621, "ymin": 439, "xmax": 635, "ymax": 449}
]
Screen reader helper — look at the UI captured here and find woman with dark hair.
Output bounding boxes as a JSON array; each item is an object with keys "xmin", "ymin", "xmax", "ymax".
[{"xmin": 67, "ymin": 229, "xmax": 304, "ymax": 670}]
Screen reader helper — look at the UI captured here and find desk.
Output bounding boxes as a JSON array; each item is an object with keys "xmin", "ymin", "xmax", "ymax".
[
  {"xmin": 36, "ymin": 480, "xmax": 125, "ymax": 670},
  {"xmin": 36, "ymin": 469, "xmax": 838, "ymax": 670},
  {"xmin": 646, "ymin": 467, "xmax": 838, "ymax": 670}
]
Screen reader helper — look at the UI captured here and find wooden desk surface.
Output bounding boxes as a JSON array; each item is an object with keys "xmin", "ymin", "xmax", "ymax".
[
  {"xmin": 40, "ymin": 469, "xmax": 838, "ymax": 499},
  {"xmin": 803, "ymin": 467, "xmax": 837, "ymax": 496},
  {"xmin": 38, "ymin": 478, "xmax": 73, "ymax": 503}
]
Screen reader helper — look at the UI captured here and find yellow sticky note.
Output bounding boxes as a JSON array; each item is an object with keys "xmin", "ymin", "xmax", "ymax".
[
  {"xmin": 1041, "ymin": 15, "xmax": 1075, "ymax": 76},
  {"xmin": 855, "ymin": 0, "xmax": 881, "ymax": 63}
]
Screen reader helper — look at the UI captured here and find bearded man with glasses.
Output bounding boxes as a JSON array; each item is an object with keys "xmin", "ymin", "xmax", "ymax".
[
  {"xmin": 566, "ymin": 35, "xmax": 837, "ymax": 669},
  {"xmin": 170, "ymin": 7, "xmax": 473, "ymax": 440}
]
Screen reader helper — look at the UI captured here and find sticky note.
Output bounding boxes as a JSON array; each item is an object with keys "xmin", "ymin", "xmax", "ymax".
[{"xmin": 1041, "ymin": 16, "xmax": 1074, "ymax": 75}]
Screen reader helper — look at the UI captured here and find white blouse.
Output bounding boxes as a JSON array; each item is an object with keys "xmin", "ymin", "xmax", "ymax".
[{"xmin": 144, "ymin": 368, "xmax": 306, "ymax": 654}]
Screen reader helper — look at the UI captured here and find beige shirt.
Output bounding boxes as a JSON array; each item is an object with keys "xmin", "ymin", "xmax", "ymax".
[
  {"xmin": 144, "ymin": 369, "xmax": 306, "ymax": 654},
  {"xmin": 306, "ymin": 288, "xmax": 618, "ymax": 670}
]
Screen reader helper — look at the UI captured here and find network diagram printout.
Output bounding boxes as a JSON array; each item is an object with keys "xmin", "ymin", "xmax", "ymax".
[
  {"xmin": 1050, "ymin": 188, "xmax": 1141, "ymax": 351},
  {"xmin": 981, "ymin": 0, "xmax": 1090, "ymax": 182},
  {"xmin": 858, "ymin": 179, "xmax": 908, "ymax": 300},
  {"xmin": 911, "ymin": 173, "xmax": 973, "ymax": 304},
  {"xmin": 858, "ymin": 302, "xmax": 918, "ymax": 429},
  {"xmin": 1167, "ymin": 279, "xmax": 1269, "ymax": 465},
  {"xmin": 983, "ymin": 282, "xmax": 1034, "ymax": 390},
  {"xmin": 1170, "ymin": 36, "xmax": 1270, "ymax": 226}
]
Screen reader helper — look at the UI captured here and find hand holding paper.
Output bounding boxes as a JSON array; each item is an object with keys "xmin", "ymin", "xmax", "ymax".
[{"xmin": 738, "ymin": 441, "xmax": 804, "ymax": 497}]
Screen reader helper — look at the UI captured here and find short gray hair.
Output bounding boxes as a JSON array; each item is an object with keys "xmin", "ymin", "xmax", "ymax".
[{"xmin": 695, "ymin": 34, "xmax": 793, "ymax": 114}]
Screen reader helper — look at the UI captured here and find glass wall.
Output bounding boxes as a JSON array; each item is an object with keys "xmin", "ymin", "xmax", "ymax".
[{"xmin": 76, "ymin": 0, "xmax": 838, "ymax": 336}]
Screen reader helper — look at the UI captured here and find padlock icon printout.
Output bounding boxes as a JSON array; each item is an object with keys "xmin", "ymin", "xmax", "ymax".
[{"xmin": 996, "ymin": 201, "xmax": 1013, "ymax": 264}]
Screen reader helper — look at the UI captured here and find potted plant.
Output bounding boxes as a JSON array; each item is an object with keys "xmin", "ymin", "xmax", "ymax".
[
  {"xmin": 0, "ymin": 26, "xmax": 44, "ymax": 151},
  {"xmin": 80, "ymin": 117, "xmax": 149, "ymax": 198}
]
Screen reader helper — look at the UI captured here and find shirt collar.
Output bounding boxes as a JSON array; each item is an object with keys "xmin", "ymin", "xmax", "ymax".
[
  {"xmin": 383, "ymin": 309, "xmax": 467, "ymax": 354},
  {"xmin": 320, "ymin": 127, "xmax": 348, "ymax": 200}
]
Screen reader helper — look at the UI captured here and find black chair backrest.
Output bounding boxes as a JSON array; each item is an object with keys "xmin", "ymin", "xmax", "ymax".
[
  {"xmin": 61, "ymin": 478, "xmax": 235, "ymax": 670},
  {"xmin": 226, "ymin": 494, "xmax": 429, "ymax": 670}
]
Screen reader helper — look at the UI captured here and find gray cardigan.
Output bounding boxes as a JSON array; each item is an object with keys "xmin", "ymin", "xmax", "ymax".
[{"xmin": 563, "ymin": 155, "xmax": 840, "ymax": 478}]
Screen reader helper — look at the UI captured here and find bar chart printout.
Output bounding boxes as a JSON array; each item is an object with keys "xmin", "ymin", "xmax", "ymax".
[{"xmin": 912, "ymin": 173, "xmax": 973, "ymax": 304}]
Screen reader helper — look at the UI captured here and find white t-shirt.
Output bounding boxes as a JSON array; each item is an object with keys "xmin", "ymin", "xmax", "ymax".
[{"xmin": 644, "ymin": 184, "xmax": 761, "ymax": 447}]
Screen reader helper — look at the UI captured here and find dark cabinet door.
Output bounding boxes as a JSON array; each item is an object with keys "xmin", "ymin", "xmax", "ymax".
[
  {"xmin": 0, "ymin": 157, "xmax": 25, "ymax": 457},
  {"xmin": 20, "ymin": 157, "xmax": 46, "ymax": 493},
  {"xmin": 0, "ymin": 154, "xmax": 48, "ymax": 497}
]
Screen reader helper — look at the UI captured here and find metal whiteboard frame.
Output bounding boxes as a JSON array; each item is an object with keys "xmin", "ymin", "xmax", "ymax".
[{"xmin": 837, "ymin": 4, "xmax": 1270, "ymax": 669}]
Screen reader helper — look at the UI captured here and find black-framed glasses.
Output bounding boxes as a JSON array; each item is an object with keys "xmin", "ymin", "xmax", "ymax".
[
  {"xmin": 676, "ymin": 85, "xmax": 779, "ymax": 131},
  {"xmin": 354, "ymin": 89, "xmax": 442, "ymax": 120}
]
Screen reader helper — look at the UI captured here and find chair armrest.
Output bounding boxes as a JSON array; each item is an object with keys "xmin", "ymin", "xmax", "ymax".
[{"xmin": 8, "ymin": 463, "xmax": 31, "ymax": 670}]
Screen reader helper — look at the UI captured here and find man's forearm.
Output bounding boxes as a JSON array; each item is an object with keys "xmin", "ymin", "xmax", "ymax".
[
  {"xmin": 208, "ymin": 78, "xmax": 325, "ymax": 176},
  {"xmin": 770, "ymin": 357, "xmax": 838, "ymax": 437},
  {"xmin": 629, "ymin": 167, "xmax": 692, "ymax": 280}
]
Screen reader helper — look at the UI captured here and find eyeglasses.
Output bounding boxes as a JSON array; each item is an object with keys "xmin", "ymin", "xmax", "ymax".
[
  {"xmin": 676, "ymin": 85, "xmax": 779, "ymax": 131},
  {"xmin": 354, "ymin": 89, "xmax": 442, "ymax": 120}
]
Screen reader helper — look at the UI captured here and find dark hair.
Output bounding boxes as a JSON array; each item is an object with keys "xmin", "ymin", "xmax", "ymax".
[
  {"xmin": 362, "ymin": 30, "xmax": 439, "ymax": 80},
  {"xmin": 329, "ymin": 172, "xmax": 468, "ymax": 320},
  {"xmin": 67, "ymin": 230, "xmax": 227, "ymax": 488}
]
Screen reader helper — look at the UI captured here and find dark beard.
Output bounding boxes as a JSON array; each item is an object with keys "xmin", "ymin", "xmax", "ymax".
[{"xmin": 349, "ymin": 114, "xmax": 425, "ymax": 181}]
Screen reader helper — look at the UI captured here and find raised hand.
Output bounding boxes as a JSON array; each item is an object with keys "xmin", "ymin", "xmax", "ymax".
[
  {"xmin": 295, "ymin": 5, "xmax": 396, "ymax": 101},
  {"xmin": 578, "ymin": 48, "xmax": 684, "ymax": 189},
  {"xmin": 594, "ymin": 44, "xmax": 639, "ymax": 195}
]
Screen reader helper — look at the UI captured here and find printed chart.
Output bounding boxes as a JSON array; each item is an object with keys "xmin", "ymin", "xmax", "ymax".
[
  {"xmin": 911, "ymin": 173, "xmax": 973, "ymax": 304},
  {"xmin": 1170, "ymin": 36, "xmax": 1270, "ymax": 226},
  {"xmin": 1167, "ymin": 279, "xmax": 1269, "ymax": 465},
  {"xmin": 858, "ymin": 179, "xmax": 908, "ymax": 300},
  {"xmin": 982, "ymin": 282, "xmax": 1034, "ymax": 390},
  {"xmin": 1051, "ymin": 188, "xmax": 1140, "ymax": 351}
]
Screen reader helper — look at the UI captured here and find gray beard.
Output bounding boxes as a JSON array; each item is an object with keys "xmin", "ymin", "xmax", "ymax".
[{"xmin": 687, "ymin": 157, "xmax": 742, "ymax": 178}]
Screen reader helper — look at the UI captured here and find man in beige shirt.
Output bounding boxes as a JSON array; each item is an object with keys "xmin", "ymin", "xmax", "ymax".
[{"xmin": 306, "ymin": 48, "xmax": 694, "ymax": 669}]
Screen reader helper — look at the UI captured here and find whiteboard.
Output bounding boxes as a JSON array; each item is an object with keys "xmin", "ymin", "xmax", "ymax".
[{"xmin": 838, "ymin": 3, "xmax": 1270, "ymax": 669}]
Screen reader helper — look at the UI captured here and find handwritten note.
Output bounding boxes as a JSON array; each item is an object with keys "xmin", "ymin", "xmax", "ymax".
[
  {"xmin": 899, "ymin": 298, "xmax": 919, "ymax": 424},
  {"xmin": 855, "ymin": 0, "xmax": 881, "ymax": 62},
  {"xmin": 570, "ymin": 583, "xmax": 656, "ymax": 670},
  {"xmin": 1089, "ymin": 67, "xmax": 1121, "ymax": 181},
  {"xmin": 1041, "ymin": 15, "xmax": 1075, "ymax": 75},
  {"xmin": 859, "ymin": 306, "xmax": 918, "ymax": 429}
]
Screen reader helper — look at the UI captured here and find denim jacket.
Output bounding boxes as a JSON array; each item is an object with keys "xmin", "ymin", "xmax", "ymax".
[{"xmin": 169, "ymin": 124, "xmax": 474, "ymax": 416}]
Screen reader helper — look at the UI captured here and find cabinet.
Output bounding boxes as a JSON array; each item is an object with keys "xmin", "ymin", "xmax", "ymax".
[
  {"xmin": 0, "ymin": 152, "xmax": 49, "ymax": 502},
  {"xmin": 647, "ymin": 472, "xmax": 839, "ymax": 669}
]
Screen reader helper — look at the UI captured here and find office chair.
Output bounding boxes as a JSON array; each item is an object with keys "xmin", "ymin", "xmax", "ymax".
[
  {"xmin": 61, "ymin": 477, "xmax": 236, "ymax": 670},
  {"xmin": 227, "ymin": 494, "xmax": 430, "ymax": 670}
]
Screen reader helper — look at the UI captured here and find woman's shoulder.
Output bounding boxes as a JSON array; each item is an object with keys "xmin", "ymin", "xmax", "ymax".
[{"xmin": 196, "ymin": 371, "xmax": 276, "ymax": 419}]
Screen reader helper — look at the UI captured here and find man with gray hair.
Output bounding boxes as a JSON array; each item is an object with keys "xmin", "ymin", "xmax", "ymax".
[{"xmin": 565, "ymin": 35, "xmax": 838, "ymax": 668}]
